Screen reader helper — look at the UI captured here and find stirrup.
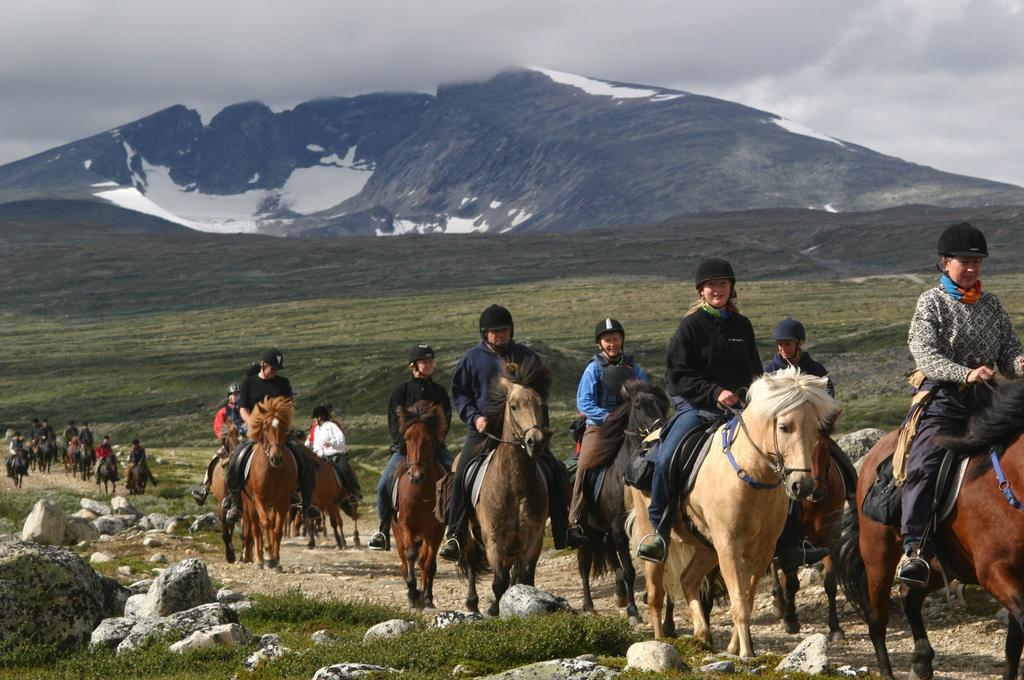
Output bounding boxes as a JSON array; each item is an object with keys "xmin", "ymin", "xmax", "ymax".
[
  {"xmin": 636, "ymin": 532, "xmax": 666, "ymax": 564},
  {"xmin": 897, "ymin": 553, "xmax": 931, "ymax": 587},
  {"xmin": 367, "ymin": 531, "xmax": 389, "ymax": 551},
  {"xmin": 439, "ymin": 537, "xmax": 461, "ymax": 561}
]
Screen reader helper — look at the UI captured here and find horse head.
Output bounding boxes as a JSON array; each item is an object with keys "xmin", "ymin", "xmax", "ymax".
[
  {"xmin": 399, "ymin": 401, "xmax": 446, "ymax": 485},
  {"xmin": 623, "ymin": 379, "xmax": 670, "ymax": 438},
  {"xmin": 745, "ymin": 367, "xmax": 836, "ymax": 501},
  {"xmin": 250, "ymin": 397, "xmax": 293, "ymax": 468},
  {"xmin": 487, "ymin": 356, "xmax": 552, "ymax": 457}
]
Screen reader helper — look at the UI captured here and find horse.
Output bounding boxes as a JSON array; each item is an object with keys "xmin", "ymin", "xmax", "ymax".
[
  {"xmin": 239, "ymin": 396, "xmax": 299, "ymax": 571},
  {"xmin": 36, "ymin": 438, "xmax": 55, "ymax": 474},
  {"xmin": 295, "ymin": 444, "xmax": 359, "ymax": 550},
  {"xmin": 8, "ymin": 451, "xmax": 29, "ymax": 488},
  {"xmin": 630, "ymin": 367, "xmax": 835, "ymax": 655},
  {"xmin": 77, "ymin": 444, "xmax": 96, "ymax": 481},
  {"xmin": 576, "ymin": 379, "xmax": 669, "ymax": 625},
  {"xmin": 126, "ymin": 461, "xmax": 157, "ymax": 495},
  {"xmin": 838, "ymin": 379, "xmax": 1024, "ymax": 680},
  {"xmin": 459, "ymin": 355, "xmax": 552, "ymax": 616},
  {"xmin": 770, "ymin": 426, "xmax": 850, "ymax": 641},
  {"xmin": 64, "ymin": 437, "xmax": 79, "ymax": 475},
  {"xmin": 96, "ymin": 455, "xmax": 119, "ymax": 493},
  {"xmin": 393, "ymin": 401, "xmax": 448, "ymax": 609},
  {"xmin": 209, "ymin": 419, "xmax": 241, "ymax": 563}
]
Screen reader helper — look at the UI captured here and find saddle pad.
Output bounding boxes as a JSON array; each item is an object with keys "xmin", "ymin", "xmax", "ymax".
[
  {"xmin": 679, "ymin": 423, "xmax": 723, "ymax": 500},
  {"xmin": 468, "ymin": 452, "xmax": 494, "ymax": 508},
  {"xmin": 936, "ymin": 456, "xmax": 970, "ymax": 525},
  {"xmin": 587, "ymin": 467, "xmax": 608, "ymax": 504},
  {"xmin": 242, "ymin": 445, "xmax": 300, "ymax": 483},
  {"xmin": 829, "ymin": 440, "xmax": 859, "ymax": 501}
]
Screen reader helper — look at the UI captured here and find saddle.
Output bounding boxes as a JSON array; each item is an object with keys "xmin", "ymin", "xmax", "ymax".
[
  {"xmin": 862, "ymin": 449, "xmax": 969, "ymax": 529},
  {"xmin": 828, "ymin": 439, "xmax": 859, "ymax": 501},
  {"xmin": 389, "ymin": 457, "xmax": 445, "ymax": 519},
  {"xmin": 625, "ymin": 416, "xmax": 721, "ymax": 494}
]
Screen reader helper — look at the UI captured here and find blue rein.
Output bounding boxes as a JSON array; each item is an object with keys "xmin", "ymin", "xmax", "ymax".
[
  {"xmin": 722, "ymin": 416, "xmax": 783, "ymax": 490},
  {"xmin": 990, "ymin": 446, "xmax": 1024, "ymax": 511}
]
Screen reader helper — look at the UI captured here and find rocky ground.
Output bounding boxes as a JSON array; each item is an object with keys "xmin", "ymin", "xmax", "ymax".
[{"xmin": 9, "ymin": 470, "xmax": 1013, "ymax": 678}]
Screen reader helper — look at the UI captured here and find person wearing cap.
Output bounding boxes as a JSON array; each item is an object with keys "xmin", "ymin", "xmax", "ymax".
[
  {"xmin": 897, "ymin": 222, "xmax": 1024, "ymax": 586},
  {"xmin": 764, "ymin": 319, "xmax": 834, "ymax": 398},
  {"xmin": 222, "ymin": 348, "xmax": 321, "ymax": 524},
  {"xmin": 439, "ymin": 304, "xmax": 572, "ymax": 561},
  {"xmin": 762, "ymin": 318, "xmax": 834, "ymax": 570},
  {"xmin": 566, "ymin": 319, "xmax": 650, "ymax": 546},
  {"xmin": 310, "ymin": 404, "xmax": 362, "ymax": 511},
  {"xmin": 368, "ymin": 344, "xmax": 453, "ymax": 550},
  {"xmin": 637, "ymin": 257, "xmax": 763, "ymax": 563}
]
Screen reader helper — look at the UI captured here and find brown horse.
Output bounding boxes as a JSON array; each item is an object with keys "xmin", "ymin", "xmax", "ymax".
[
  {"xmin": 295, "ymin": 445, "xmax": 359, "ymax": 550},
  {"xmin": 839, "ymin": 379, "xmax": 1024, "ymax": 680},
  {"xmin": 393, "ymin": 401, "xmax": 448, "ymax": 609},
  {"xmin": 126, "ymin": 461, "xmax": 157, "ymax": 495},
  {"xmin": 631, "ymin": 368, "xmax": 835, "ymax": 655},
  {"xmin": 64, "ymin": 437, "xmax": 79, "ymax": 475},
  {"xmin": 210, "ymin": 420, "xmax": 241, "ymax": 563},
  {"xmin": 240, "ymin": 396, "xmax": 299, "ymax": 571},
  {"xmin": 460, "ymin": 356, "xmax": 552, "ymax": 616},
  {"xmin": 771, "ymin": 429, "xmax": 849, "ymax": 640},
  {"xmin": 96, "ymin": 455, "xmax": 119, "ymax": 493}
]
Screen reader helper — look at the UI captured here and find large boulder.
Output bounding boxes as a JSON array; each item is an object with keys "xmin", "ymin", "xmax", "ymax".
[
  {"xmin": 138, "ymin": 513, "xmax": 172, "ymax": 531},
  {"xmin": 89, "ymin": 617, "xmax": 137, "ymax": 650},
  {"xmin": 168, "ymin": 622, "xmax": 252, "ymax": 653},
  {"xmin": 430, "ymin": 611, "xmax": 485, "ymax": 628},
  {"xmin": 776, "ymin": 633, "xmax": 830, "ymax": 674},
  {"xmin": 116, "ymin": 602, "xmax": 238, "ymax": 654},
  {"xmin": 189, "ymin": 513, "xmax": 221, "ymax": 533},
  {"xmin": 0, "ymin": 536, "xmax": 128, "ymax": 648},
  {"xmin": 110, "ymin": 496, "xmax": 143, "ymax": 517},
  {"xmin": 64, "ymin": 515, "xmax": 101, "ymax": 545},
  {"xmin": 625, "ymin": 641, "xmax": 688, "ymax": 672},
  {"xmin": 479, "ymin": 658, "xmax": 620, "ymax": 679},
  {"xmin": 498, "ymin": 585, "xmax": 573, "ymax": 618},
  {"xmin": 21, "ymin": 499, "xmax": 68, "ymax": 545},
  {"xmin": 127, "ymin": 558, "xmax": 216, "ymax": 618},
  {"xmin": 836, "ymin": 428, "xmax": 886, "ymax": 462}
]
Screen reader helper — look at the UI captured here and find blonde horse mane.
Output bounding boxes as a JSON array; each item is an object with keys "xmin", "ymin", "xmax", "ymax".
[
  {"xmin": 745, "ymin": 366, "xmax": 835, "ymax": 427},
  {"xmin": 247, "ymin": 396, "xmax": 294, "ymax": 442}
]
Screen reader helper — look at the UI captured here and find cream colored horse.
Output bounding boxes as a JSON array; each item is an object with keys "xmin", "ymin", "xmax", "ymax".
[{"xmin": 631, "ymin": 367, "xmax": 835, "ymax": 657}]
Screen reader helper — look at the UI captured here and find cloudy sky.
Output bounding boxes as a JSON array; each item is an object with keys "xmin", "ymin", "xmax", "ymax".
[{"xmin": 3, "ymin": 0, "xmax": 1024, "ymax": 185}]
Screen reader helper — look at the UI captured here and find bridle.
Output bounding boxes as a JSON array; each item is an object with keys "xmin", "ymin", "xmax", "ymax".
[
  {"xmin": 403, "ymin": 427, "xmax": 437, "ymax": 482},
  {"xmin": 722, "ymin": 407, "xmax": 810, "ymax": 490},
  {"xmin": 482, "ymin": 395, "xmax": 544, "ymax": 450}
]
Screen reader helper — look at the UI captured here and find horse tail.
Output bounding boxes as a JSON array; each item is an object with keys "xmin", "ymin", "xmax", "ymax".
[
  {"xmin": 457, "ymin": 537, "xmax": 490, "ymax": 577},
  {"xmin": 836, "ymin": 502, "xmax": 870, "ymax": 622},
  {"xmin": 699, "ymin": 566, "xmax": 727, "ymax": 614},
  {"xmin": 586, "ymin": 533, "xmax": 618, "ymax": 579}
]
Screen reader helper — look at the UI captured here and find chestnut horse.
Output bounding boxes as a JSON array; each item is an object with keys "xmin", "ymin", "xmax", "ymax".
[
  {"xmin": 839, "ymin": 379, "xmax": 1024, "ymax": 680},
  {"xmin": 460, "ymin": 356, "xmax": 552, "ymax": 616},
  {"xmin": 394, "ymin": 401, "xmax": 448, "ymax": 609},
  {"xmin": 576, "ymin": 379, "xmax": 669, "ymax": 625},
  {"xmin": 293, "ymin": 444, "xmax": 359, "ymax": 550},
  {"xmin": 209, "ymin": 420, "xmax": 242, "ymax": 563},
  {"xmin": 63, "ymin": 437, "xmax": 79, "ymax": 475},
  {"xmin": 771, "ymin": 428, "xmax": 849, "ymax": 640},
  {"xmin": 240, "ymin": 396, "xmax": 299, "ymax": 570},
  {"xmin": 631, "ymin": 368, "xmax": 835, "ymax": 655}
]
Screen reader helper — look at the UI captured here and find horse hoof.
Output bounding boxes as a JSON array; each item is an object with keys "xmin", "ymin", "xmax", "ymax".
[
  {"xmin": 784, "ymin": 620, "xmax": 800, "ymax": 634},
  {"xmin": 829, "ymin": 629, "xmax": 846, "ymax": 642},
  {"xmin": 273, "ymin": 564, "xmax": 283, "ymax": 573}
]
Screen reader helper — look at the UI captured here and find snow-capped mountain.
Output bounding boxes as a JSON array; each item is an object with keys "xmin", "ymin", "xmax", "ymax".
[{"xmin": 2, "ymin": 67, "xmax": 1023, "ymax": 236}]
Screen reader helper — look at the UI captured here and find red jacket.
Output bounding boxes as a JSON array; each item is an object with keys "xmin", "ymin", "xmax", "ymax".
[
  {"xmin": 213, "ymin": 407, "xmax": 228, "ymax": 438},
  {"xmin": 96, "ymin": 443, "xmax": 113, "ymax": 459}
]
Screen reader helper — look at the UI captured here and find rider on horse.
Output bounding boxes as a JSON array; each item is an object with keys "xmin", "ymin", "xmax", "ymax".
[
  {"xmin": 95, "ymin": 435, "xmax": 117, "ymax": 476},
  {"xmin": 191, "ymin": 383, "xmax": 246, "ymax": 503},
  {"xmin": 368, "ymin": 343, "xmax": 453, "ymax": 551},
  {"xmin": 439, "ymin": 305, "xmax": 572, "ymax": 561},
  {"xmin": 222, "ymin": 348, "xmax": 321, "ymax": 523},
  {"xmin": 763, "ymin": 318, "xmax": 833, "ymax": 570},
  {"xmin": 79, "ymin": 423, "xmax": 95, "ymax": 450},
  {"xmin": 309, "ymin": 403, "xmax": 362, "ymax": 509},
  {"xmin": 126, "ymin": 438, "xmax": 147, "ymax": 475},
  {"xmin": 63, "ymin": 421, "xmax": 78, "ymax": 447},
  {"xmin": 5, "ymin": 432, "xmax": 25, "ymax": 478},
  {"xmin": 897, "ymin": 222, "xmax": 1024, "ymax": 586},
  {"xmin": 39, "ymin": 418, "xmax": 54, "ymax": 444},
  {"xmin": 637, "ymin": 257, "xmax": 763, "ymax": 563},
  {"xmin": 567, "ymin": 318, "xmax": 650, "ymax": 547}
]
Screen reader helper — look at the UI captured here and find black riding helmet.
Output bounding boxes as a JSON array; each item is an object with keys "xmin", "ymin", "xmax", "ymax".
[
  {"xmin": 408, "ymin": 343, "xmax": 435, "ymax": 363},
  {"xmin": 695, "ymin": 257, "xmax": 736, "ymax": 289},
  {"xmin": 773, "ymin": 319, "xmax": 806, "ymax": 341},
  {"xmin": 479, "ymin": 304, "xmax": 514, "ymax": 338},
  {"xmin": 937, "ymin": 222, "xmax": 988, "ymax": 258},
  {"xmin": 594, "ymin": 318, "xmax": 625, "ymax": 343}
]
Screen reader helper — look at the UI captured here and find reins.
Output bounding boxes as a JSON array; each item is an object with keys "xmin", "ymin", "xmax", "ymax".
[{"xmin": 722, "ymin": 405, "xmax": 810, "ymax": 490}]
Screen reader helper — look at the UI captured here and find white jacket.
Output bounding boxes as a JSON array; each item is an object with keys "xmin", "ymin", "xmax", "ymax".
[{"xmin": 312, "ymin": 420, "xmax": 347, "ymax": 456}]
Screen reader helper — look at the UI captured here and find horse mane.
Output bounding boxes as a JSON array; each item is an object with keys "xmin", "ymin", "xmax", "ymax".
[
  {"xmin": 485, "ymin": 354, "xmax": 552, "ymax": 418},
  {"xmin": 592, "ymin": 379, "xmax": 670, "ymax": 462},
  {"xmin": 398, "ymin": 400, "xmax": 447, "ymax": 441},
  {"xmin": 247, "ymin": 396, "xmax": 294, "ymax": 442},
  {"xmin": 938, "ymin": 380, "xmax": 1024, "ymax": 479},
  {"xmin": 745, "ymin": 367, "xmax": 835, "ymax": 427}
]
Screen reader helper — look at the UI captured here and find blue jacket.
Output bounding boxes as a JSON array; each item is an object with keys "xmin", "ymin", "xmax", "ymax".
[
  {"xmin": 576, "ymin": 354, "xmax": 649, "ymax": 426},
  {"xmin": 452, "ymin": 340, "xmax": 541, "ymax": 429},
  {"xmin": 763, "ymin": 351, "xmax": 835, "ymax": 398}
]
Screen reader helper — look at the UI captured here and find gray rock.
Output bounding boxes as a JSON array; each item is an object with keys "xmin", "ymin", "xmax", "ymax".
[
  {"xmin": 81, "ymin": 498, "xmax": 112, "ymax": 516},
  {"xmin": 245, "ymin": 643, "xmax": 291, "ymax": 670},
  {"xmin": 165, "ymin": 518, "xmax": 188, "ymax": 535},
  {"xmin": 189, "ymin": 513, "xmax": 221, "ymax": 533},
  {"xmin": 168, "ymin": 622, "xmax": 252, "ymax": 653},
  {"xmin": 123, "ymin": 593, "xmax": 147, "ymax": 618},
  {"xmin": 116, "ymin": 565, "xmax": 133, "ymax": 576},
  {"xmin": 836, "ymin": 428, "xmax": 886, "ymax": 462},
  {"xmin": 625, "ymin": 640, "xmax": 688, "ymax": 672},
  {"xmin": 776, "ymin": 632, "xmax": 829, "ymax": 674},
  {"xmin": 0, "ymin": 536, "xmax": 129, "ymax": 648},
  {"xmin": 110, "ymin": 496, "xmax": 143, "ymax": 517},
  {"xmin": 149, "ymin": 553, "xmax": 168, "ymax": 564},
  {"xmin": 128, "ymin": 558, "xmax": 216, "ymax": 618},
  {"xmin": 836, "ymin": 665, "xmax": 871, "ymax": 677},
  {"xmin": 216, "ymin": 587, "xmax": 245, "ymax": 603},
  {"xmin": 430, "ymin": 611, "xmax": 485, "ymax": 628},
  {"xmin": 498, "ymin": 584, "xmax": 573, "ymax": 618},
  {"xmin": 72, "ymin": 509, "xmax": 98, "ymax": 521},
  {"xmin": 116, "ymin": 602, "xmax": 238, "ymax": 654},
  {"xmin": 128, "ymin": 579, "xmax": 154, "ymax": 595},
  {"xmin": 138, "ymin": 513, "xmax": 172, "ymax": 531},
  {"xmin": 93, "ymin": 514, "xmax": 136, "ymax": 535},
  {"xmin": 312, "ymin": 629, "xmax": 341, "ymax": 644},
  {"xmin": 142, "ymin": 535, "xmax": 162, "ymax": 548},
  {"xmin": 21, "ymin": 499, "xmax": 68, "ymax": 545},
  {"xmin": 259, "ymin": 633, "xmax": 283, "ymax": 648},
  {"xmin": 452, "ymin": 664, "xmax": 473, "ymax": 676},
  {"xmin": 798, "ymin": 566, "xmax": 823, "ymax": 588},
  {"xmin": 698, "ymin": 660, "xmax": 736, "ymax": 673},
  {"xmin": 363, "ymin": 618, "xmax": 417, "ymax": 642},
  {"xmin": 478, "ymin": 658, "xmax": 619, "ymax": 679},
  {"xmin": 312, "ymin": 663, "xmax": 399, "ymax": 679},
  {"xmin": 64, "ymin": 515, "xmax": 101, "ymax": 545},
  {"xmin": 228, "ymin": 599, "xmax": 254, "ymax": 613},
  {"xmin": 89, "ymin": 551, "xmax": 114, "ymax": 564},
  {"xmin": 89, "ymin": 616, "xmax": 137, "ymax": 650}
]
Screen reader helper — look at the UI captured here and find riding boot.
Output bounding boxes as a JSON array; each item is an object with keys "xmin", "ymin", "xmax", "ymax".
[
  {"xmin": 191, "ymin": 483, "xmax": 210, "ymax": 504},
  {"xmin": 368, "ymin": 511, "xmax": 392, "ymax": 551},
  {"xmin": 897, "ymin": 541, "xmax": 932, "ymax": 587},
  {"xmin": 223, "ymin": 489, "xmax": 243, "ymax": 523},
  {"xmin": 637, "ymin": 533, "xmax": 668, "ymax": 564}
]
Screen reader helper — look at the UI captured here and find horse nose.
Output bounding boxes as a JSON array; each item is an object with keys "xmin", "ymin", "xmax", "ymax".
[
  {"xmin": 410, "ymin": 469, "xmax": 424, "ymax": 484},
  {"xmin": 787, "ymin": 473, "xmax": 814, "ymax": 500},
  {"xmin": 524, "ymin": 428, "xmax": 544, "ymax": 454}
]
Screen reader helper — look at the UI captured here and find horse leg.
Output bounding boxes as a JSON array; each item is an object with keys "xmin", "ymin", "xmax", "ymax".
[
  {"xmin": 465, "ymin": 564, "xmax": 480, "ymax": 613},
  {"xmin": 902, "ymin": 584, "xmax": 935, "ymax": 680},
  {"xmin": 779, "ymin": 567, "xmax": 801, "ymax": 634},
  {"xmin": 612, "ymin": 524, "xmax": 641, "ymax": 624},
  {"xmin": 330, "ymin": 508, "xmax": 344, "ymax": 549},
  {"xmin": 422, "ymin": 538, "xmax": 438, "ymax": 610},
  {"xmin": 221, "ymin": 510, "xmax": 236, "ymax": 563},
  {"xmin": 861, "ymin": 525, "xmax": 900, "ymax": 680},
  {"xmin": 404, "ymin": 539, "xmax": 422, "ymax": 608},
  {"xmin": 578, "ymin": 545, "xmax": 596, "ymax": 613},
  {"xmin": 643, "ymin": 560, "xmax": 668, "ymax": 639},
  {"xmin": 488, "ymin": 549, "xmax": 511, "ymax": 617},
  {"xmin": 306, "ymin": 514, "xmax": 316, "ymax": 549},
  {"xmin": 822, "ymin": 555, "xmax": 845, "ymax": 641},
  {"xmin": 716, "ymin": 549, "xmax": 758, "ymax": 658}
]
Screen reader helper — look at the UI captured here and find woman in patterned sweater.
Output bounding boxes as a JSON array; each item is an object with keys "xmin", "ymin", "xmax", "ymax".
[{"xmin": 898, "ymin": 222, "xmax": 1024, "ymax": 586}]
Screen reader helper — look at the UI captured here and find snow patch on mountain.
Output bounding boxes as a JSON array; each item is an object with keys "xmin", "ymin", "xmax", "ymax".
[
  {"xmin": 531, "ymin": 67, "xmax": 684, "ymax": 102},
  {"xmin": 94, "ymin": 187, "xmax": 199, "ymax": 229},
  {"xmin": 281, "ymin": 164, "xmax": 371, "ymax": 214},
  {"xmin": 511, "ymin": 211, "xmax": 533, "ymax": 227},
  {"xmin": 824, "ymin": 203, "xmax": 838, "ymax": 213},
  {"xmin": 92, "ymin": 181, "xmax": 119, "ymax": 187},
  {"xmin": 771, "ymin": 118, "xmax": 844, "ymax": 146},
  {"xmin": 306, "ymin": 144, "xmax": 325, "ymax": 152},
  {"xmin": 248, "ymin": 173, "xmax": 259, "ymax": 184},
  {"xmin": 83, "ymin": 160, "xmax": 92, "ymax": 170},
  {"xmin": 489, "ymin": 200, "xmax": 502, "ymax": 209},
  {"xmin": 445, "ymin": 215, "xmax": 489, "ymax": 233}
]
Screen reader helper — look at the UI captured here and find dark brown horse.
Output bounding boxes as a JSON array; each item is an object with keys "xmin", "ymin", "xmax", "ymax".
[
  {"xmin": 8, "ymin": 450, "xmax": 29, "ymax": 488},
  {"xmin": 460, "ymin": 356, "xmax": 552, "ymax": 616},
  {"xmin": 839, "ymin": 379, "xmax": 1024, "ymax": 680},
  {"xmin": 576, "ymin": 379, "xmax": 669, "ymax": 624},
  {"xmin": 294, "ymin": 444, "xmax": 359, "ymax": 550},
  {"xmin": 63, "ymin": 437, "xmax": 78, "ymax": 475},
  {"xmin": 240, "ymin": 396, "xmax": 299, "ymax": 571},
  {"xmin": 126, "ymin": 461, "xmax": 156, "ymax": 495},
  {"xmin": 96, "ymin": 455, "xmax": 119, "ymax": 493},
  {"xmin": 771, "ymin": 429, "xmax": 849, "ymax": 641},
  {"xmin": 394, "ymin": 401, "xmax": 448, "ymax": 609},
  {"xmin": 210, "ymin": 420, "xmax": 241, "ymax": 563}
]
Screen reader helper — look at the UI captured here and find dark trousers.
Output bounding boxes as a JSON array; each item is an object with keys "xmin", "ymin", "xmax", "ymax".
[
  {"xmin": 775, "ymin": 502, "xmax": 804, "ymax": 550},
  {"xmin": 446, "ymin": 430, "xmax": 489, "ymax": 541}
]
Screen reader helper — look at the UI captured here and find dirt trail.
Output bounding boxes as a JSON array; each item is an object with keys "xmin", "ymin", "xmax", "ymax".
[{"xmin": 7, "ymin": 470, "xmax": 1011, "ymax": 678}]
